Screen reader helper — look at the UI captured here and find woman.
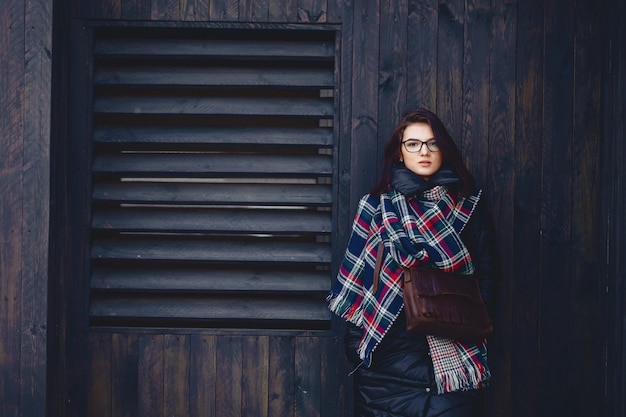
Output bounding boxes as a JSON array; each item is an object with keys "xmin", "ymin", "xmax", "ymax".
[{"xmin": 327, "ymin": 109, "xmax": 498, "ymax": 416}]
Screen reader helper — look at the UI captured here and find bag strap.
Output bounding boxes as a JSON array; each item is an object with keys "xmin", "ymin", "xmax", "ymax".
[{"xmin": 372, "ymin": 241, "xmax": 384, "ymax": 295}]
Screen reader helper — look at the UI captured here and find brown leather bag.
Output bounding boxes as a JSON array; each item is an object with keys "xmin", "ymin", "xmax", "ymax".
[{"xmin": 373, "ymin": 242, "xmax": 492, "ymax": 342}]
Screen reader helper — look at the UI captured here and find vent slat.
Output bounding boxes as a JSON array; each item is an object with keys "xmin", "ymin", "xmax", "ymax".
[
  {"xmin": 93, "ymin": 126, "xmax": 333, "ymax": 147},
  {"xmin": 88, "ymin": 27, "xmax": 337, "ymax": 330},
  {"xmin": 94, "ymin": 96, "xmax": 334, "ymax": 117},
  {"xmin": 92, "ymin": 183, "xmax": 332, "ymax": 206},
  {"xmin": 92, "ymin": 207, "xmax": 332, "ymax": 233},
  {"xmin": 90, "ymin": 296, "xmax": 332, "ymax": 325},
  {"xmin": 91, "ymin": 238, "xmax": 332, "ymax": 264},
  {"xmin": 91, "ymin": 267, "xmax": 329, "ymax": 292},
  {"xmin": 94, "ymin": 66, "xmax": 334, "ymax": 87},
  {"xmin": 95, "ymin": 39, "xmax": 335, "ymax": 59},
  {"xmin": 92, "ymin": 153, "xmax": 333, "ymax": 176}
]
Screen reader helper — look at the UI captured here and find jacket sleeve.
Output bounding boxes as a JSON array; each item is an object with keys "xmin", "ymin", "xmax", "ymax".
[{"xmin": 461, "ymin": 195, "xmax": 500, "ymax": 319}]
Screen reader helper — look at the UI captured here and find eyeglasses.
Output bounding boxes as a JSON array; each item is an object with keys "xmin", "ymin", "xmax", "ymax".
[{"xmin": 401, "ymin": 139, "xmax": 440, "ymax": 153}]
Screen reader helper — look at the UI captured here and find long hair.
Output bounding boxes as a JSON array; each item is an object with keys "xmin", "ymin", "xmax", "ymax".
[{"xmin": 369, "ymin": 108, "xmax": 476, "ymax": 196}]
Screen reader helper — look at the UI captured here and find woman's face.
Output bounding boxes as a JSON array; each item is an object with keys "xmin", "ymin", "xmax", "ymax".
[{"xmin": 399, "ymin": 122, "xmax": 442, "ymax": 180}]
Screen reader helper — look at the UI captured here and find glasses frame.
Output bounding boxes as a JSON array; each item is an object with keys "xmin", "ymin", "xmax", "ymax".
[{"xmin": 401, "ymin": 138, "xmax": 440, "ymax": 153}]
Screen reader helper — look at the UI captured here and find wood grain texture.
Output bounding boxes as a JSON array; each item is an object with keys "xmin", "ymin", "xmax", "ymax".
[
  {"xmin": 436, "ymin": 0, "xmax": 464, "ymax": 138},
  {"xmin": 378, "ymin": 0, "xmax": 408, "ymax": 171},
  {"xmin": 268, "ymin": 337, "xmax": 295, "ymax": 417},
  {"xmin": 242, "ymin": 336, "xmax": 270, "ymax": 416},
  {"xmin": 407, "ymin": 0, "xmax": 437, "ymax": 111},
  {"xmin": 164, "ymin": 335, "xmax": 190, "ymax": 417},
  {"xmin": 20, "ymin": 0, "xmax": 52, "ymax": 415},
  {"xmin": 484, "ymin": 0, "xmax": 516, "ymax": 415},
  {"xmin": 0, "ymin": 0, "xmax": 24, "ymax": 415},
  {"xmin": 461, "ymin": 0, "xmax": 490, "ymax": 187},
  {"xmin": 538, "ymin": 0, "xmax": 573, "ymax": 413},
  {"xmin": 512, "ymin": 0, "xmax": 544, "ymax": 416},
  {"xmin": 87, "ymin": 333, "xmax": 113, "ymax": 417},
  {"xmin": 112, "ymin": 333, "xmax": 139, "ymax": 417},
  {"xmin": 295, "ymin": 336, "xmax": 321, "ymax": 417},
  {"xmin": 138, "ymin": 335, "xmax": 164, "ymax": 417},
  {"xmin": 349, "ymin": 0, "xmax": 380, "ymax": 207},
  {"xmin": 215, "ymin": 336, "xmax": 243, "ymax": 417},
  {"xmin": 190, "ymin": 335, "xmax": 217, "ymax": 417},
  {"xmin": 570, "ymin": 0, "xmax": 603, "ymax": 413}
]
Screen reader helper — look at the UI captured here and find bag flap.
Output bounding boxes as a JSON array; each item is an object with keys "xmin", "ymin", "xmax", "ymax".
[{"xmin": 405, "ymin": 267, "xmax": 483, "ymax": 304}]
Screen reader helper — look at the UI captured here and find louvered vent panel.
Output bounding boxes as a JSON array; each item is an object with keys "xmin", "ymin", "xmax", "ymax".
[{"xmin": 89, "ymin": 27, "xmax": 337, "ymax": 330}]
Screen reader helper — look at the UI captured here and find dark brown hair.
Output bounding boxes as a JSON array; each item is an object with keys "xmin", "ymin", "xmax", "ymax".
[{"xmin": 370, "ymin": 108, "xmax": 476, "ymax": 196}]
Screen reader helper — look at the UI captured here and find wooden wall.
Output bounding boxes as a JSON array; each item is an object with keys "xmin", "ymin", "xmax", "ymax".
[
  {"xmin": 0, "ymin": 0, "xmax": 51, "ymax": 416},
  {"xmin": 1, "ymin": 0, "xmax": 625, "ymax": 416}
]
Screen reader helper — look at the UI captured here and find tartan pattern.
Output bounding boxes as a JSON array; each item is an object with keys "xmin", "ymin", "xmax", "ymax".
[
  {"xmin": 328, "ymin": 186, "xmax": 490, "ymax": 393},
  {"xmin": 428, "ymin": 335, "xmax": 490, "ymax": 394}
]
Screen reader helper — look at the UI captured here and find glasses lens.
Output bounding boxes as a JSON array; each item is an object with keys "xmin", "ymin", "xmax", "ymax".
[{"xmin": 403, "ymin": 140, "xmax": 439, "ymax": 152}]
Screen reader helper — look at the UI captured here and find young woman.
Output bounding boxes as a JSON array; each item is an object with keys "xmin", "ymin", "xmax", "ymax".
[{"xmin": 327, "ymin": 109, "xmax": 499, "ymax": 417}]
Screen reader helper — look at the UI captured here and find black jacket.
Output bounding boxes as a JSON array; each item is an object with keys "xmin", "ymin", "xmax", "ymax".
[{"xmin": 344, "ymin": 198, "xmax": 499, "ymax": 417}]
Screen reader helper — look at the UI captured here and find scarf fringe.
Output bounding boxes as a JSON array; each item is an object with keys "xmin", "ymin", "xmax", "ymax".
[
  {"xmin": 434, "ymin": 362, "xmax": 491, "ymax": 394},
  {"xmin": 327, "ymin": 294, "xmax": 364, "ymax": 327}
]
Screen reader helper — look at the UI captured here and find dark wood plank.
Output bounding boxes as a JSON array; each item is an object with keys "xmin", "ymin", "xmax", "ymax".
[
  {"xmin": 436, "ymin": 0, "xmax": 464, "ymax": 139},
  {"xmin": 538, "ymin": 0, "xmax": 574, "ymax": 413},
  {"xmin": 334, "ymin": 0, "xmax": 355, "ymax": 278},
  {"xmin": 91, "ymin": 267, "xmax": 330, "ymax": 292},
  {"xmin": 87, "ymin": 333, "xmax": 112, "ymax": 417},
  {"xmin": 93, "ymin": 126, "xmax": 334, "ymax": 146},
  {"xmin": 239, "ymin": 0, "xmax": 269, "ymax": 21},
  {"xmin": 0, "ymin": 0, "xmax": 25, "ymax": 415},
  {"xmin": 94, "ymin": 96, "xmax": 334, "ymax": 118},
  {"xmin": 111, "ymin": 333, "xmax": 139, "ymax": 417},
  {"xmin": 295, "ymin": 336, "xmax": 321, "ymax": 417},
  {"xmin": 215, "ymin": 336, "xmax": 243, "ymax": 417},
  {"xmin": 190, "ymin": 335, "xmax": 217, "ymax": 417},
  {"xmin": 512, "ymin": 0, "xmax": 545, "ymax": 415},
  {"xmin": 378, "ymin": 0, "xmax": 407, "ymax": 167},
  {"xmin": 297, "ymin": 0, "xmax": 326, "ymax": 23},
  {"xmin": 349, "ymin": 0, "xmax": 380, "ymax": 207},
  {"xmin": 137, "ymin": 335, "xmax": 164, "ymax": 417},
  {"xmin": 151, "ymin": 0, "xmax": 179, "ymax": 20},
  {"xmin": 91, "ymin": 237, "xmax": 332, "ymax": 264},
  {"xmin": 92, "ymin": 182, "xmax": 332, "ymax": 206},
  {"xmin": 20, "ymin": 0, "xmax": 52, "ymax": 415},
  {"xmin": 122, "ymin": 0, "xmax": 151, "ymax": 19},
  {"xmin": 61, "ymin": 19, "xmax": 95, "ymax": 417},
  {"xmin": 600, "ymin": 2, "xmax": 625, "ymax": 416},
  {"xmin": 95, "ymin": 37, "xmax": 336, "ymax": 59},
  {"xmin": 407, "ymin": 0, "xmax": 437, "ymax": 110},
  {"xmin": 320, "ymin": 336, "xmax": 347, "ymax": 416},
  {"xmin": 484, "ymin": 0, "xmax": 516, "ymax": 415},
  {"xmin": 268, "ymin": 337, "xmax": 295, "ymax": 417},
  {"xmin": 268, "ymin": 0, "xmax": 297, "ymax": 21},
  {"xmin": 461, "ymin": 0, "xmax": 490, "ymax": 186},
  {"xmin": 100, "ymin": 0, "xmax": 122, "ymax": 19},
  {"xmin": 91, "ymin": 153, "xmax": 333, "ymax": 177},
  {"xmin": 90, "ymin": 295, "xmax": 332, "ymax": 322},
  {"xmin": 242, "ymin": 336, "xmax": 270, "ymax": 416},
  {"xmin": 209, "ymin": 0, "xmax": 239, "ymax": 20},
  {"xmin": 94, "ymin": 65, "xmax": 334, "ymax": 87},
  {"xmin": 569, "ymin": 0, "xmax": 603, "ymax": 414},
  {"xmin": 180, "ymin": 0, "xmax": 209, "ymax": 21},
  {"xmin": 92, "ymin": 207, "xmax": 332, "ymax": 234},
  {"xmin": 164, "ymin": 335, "xmax": 190, "ymax": 416}
]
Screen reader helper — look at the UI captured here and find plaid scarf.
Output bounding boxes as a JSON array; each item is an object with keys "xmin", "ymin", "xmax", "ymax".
[{"xmin": 327, "ymin": 186, "xmax": 491, "ymax": 394}]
